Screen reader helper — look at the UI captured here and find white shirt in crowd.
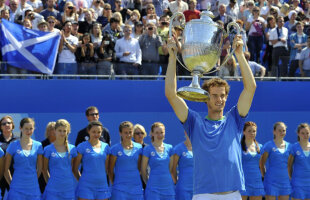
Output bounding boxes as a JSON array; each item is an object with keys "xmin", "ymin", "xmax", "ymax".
[
  {"xmin": 169, "ymin": 0, "xmax": 188, "ymax": 14},
  {"xmin": 58, "ymin": 35, "xmax": 79, "ymax": 63},
  {"xmin": 269, "ymin": 26, "xmax": 288, "ymax": 48},
  {"xmin": 115, "ymin": 37, "xmax": 142, "ymax": 65}
]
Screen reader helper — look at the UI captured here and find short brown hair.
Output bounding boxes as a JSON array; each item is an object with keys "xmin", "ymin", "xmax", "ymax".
[
  {"xmin": 202, "ymin": 78, "xmax": 230, "ymax": 95},
  {"xmin": 86, "ymin": 106, "xmax": 98, "ymax": 116}
]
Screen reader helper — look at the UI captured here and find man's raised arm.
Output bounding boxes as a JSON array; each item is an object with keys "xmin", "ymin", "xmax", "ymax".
[
  {"xmin": 165, "ymin": 38, "xmax": 188, "ymax": 123},
  {"xmin": 235, "ymin": 36, "xmax": 257, "ymax": 117}
]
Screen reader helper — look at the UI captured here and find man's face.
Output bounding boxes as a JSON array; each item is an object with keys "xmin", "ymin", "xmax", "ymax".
[
  {"xmin": 206, "ymin": 86, "xmax": 227, "ymax": 113},
  {"xmin": 64, "ymin": 22, "xmax": 72, "ymax": 33},
  {"xmin": 86, "ymin": 109, "xmax": 100, "ymax": 122},
  {"xmin": 219, "ymin": 5, "xmax": 226, "ymax": 15},
  {"xmin": 85, "ymin": 11, "xmax": 92, "ymax": 21},
  {"xmin": 111, "ymin": 21, "xmax": 119, "ymax": 30},
  {"xmin": 72, "ymin": 23, "xmax": 79, "ymax": 32},
  {"xmin": 47, "ymin": 0, "xmax": 55, "ymax": 8},
  {"xmin": 10, "ymin": 0, "xmax": 18, "ymax": 10},
  {"xmin": 39, "ymin": 24, "xmax": 48, "ymax": 32}
]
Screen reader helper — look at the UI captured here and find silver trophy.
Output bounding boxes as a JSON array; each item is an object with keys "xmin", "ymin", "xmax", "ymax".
[{"xmin": 169, "ymin": 8, "xmax": 240, "ymax": 102}]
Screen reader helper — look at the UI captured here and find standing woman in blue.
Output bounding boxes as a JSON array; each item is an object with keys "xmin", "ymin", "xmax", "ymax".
[
  {"xmin": 141, "ymin": 122, "xmax": 175, "ymax": 200},
  {"xmin": 4, "ymin": 117, "xmax": 43, "ymax": 200},
  {"xmin": 240, "ymin": 121, "xmax": 264, "ymax": 200},
  {"xmin": 260, "ymin": 122, "xmax": 292, "ymax": 200},
  {"xmin": 288, "ymin": 123, "xmax": 310, "ymax": 200},
  {"xmin": 172, "ymin": 131, "xmax": 193, "ymax": 200},
  {"xmin": 108, "ymin": 121, "xmax": 144, "ymax": 200},
  {"xmin": 42, "ymin": 119, "xmax": 77, "ymax": 200},
  {"xmin": 73, "ymin": 121, "xmax": 111, "ymax": 200}
]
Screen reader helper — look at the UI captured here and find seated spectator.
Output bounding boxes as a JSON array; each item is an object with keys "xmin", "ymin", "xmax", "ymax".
[
  {"xmin": 245, "ymin": 6, "xmax": 266, "ymax": 63},
  {"xmin": 47, "ymin": 15, "xmax": 59, "ymax": 32},
  {"xmin": 27, "ymin": 0, "xmax": 43, "ymax": 13},
  {"xmin": 131, "ymin": 21, "xmax": 143, "ymax": 39},
  {"xmin": 76, "ymin": 33, "xmax": 96, "ymax": 75},
  {"xmin": 14, "ymin": 0, "xmax": 33, "ymax": 23},
  {"xmin": 292, "ymin": 0, "xmax": 304, "ymax": 14},
  {"xmin": 125, "ymin": 9, "xmax": 141, "ymax": 28},
  {"xmin": 213, "ymin": 4, "xmax": 233, "ymax": 30},
  {"xmin": 91, "ymin": 0, "xmax": 103, "ymax": 19},
  {"xmin": 142, "ymin": 3, "xmax": 159, "ymax": 26},
  {"xmin": 112, "ymin": 11, "xmax": 125, "ymax": 30},
  {"xmin": 97, "ymin": 34, "xmax": 115, "ymax": 76},
  {"xmin": 8, "ymin": 0, "xmax": 18, "ymax": 22},
  {"xmin": 169, "ymin": 0, "xmax": 188, "ymax": 15},
  {"xmin": 61, "ymin": 2, "xmax": 78, "ymax": 24},
  {"xmin": 260, "ymin": 0, "xmax": 279, "ymax": 19},
  {"xmin": 226, "ymin": 0, "xmax": 239, "ymax": 21},
  {"xmin": 37, "ymin": 18, "xmax": 48, "ymax": 31},
  {"xmin": 284, "ymin": 10, "xmax": 298, "ymax": 38},
  {"xmin": 56, "ymin": 21, "xmax": 79, "ymax": 75},
  {"xmin": 102, "ymin": 17, "xmax": 124, "ymax": 45},
  {"xmin": 237, "ymin": 51, "xmax": 266, "ymax": 78},
  {"xmin": 299, "ymin": 36, "xmax": 310, "ymax": 77},
  {"xmin": 183, "ymin": 0, "xmax": 200, "ymax": 22},
  {"xmin": 139, "ymin": 22, "xmax": 162, "ymax": 76},
  {"xmin": 269, "ymin": 16, "xmax": 289, "ymax": 77},
  {"xmin": 218, "ymin": 55, "xmax": 238, "ymax": 80},
  {"xmin": 114, "ymin": 24, "xmax": 141, "ymax": 77},
  {"xmin": 97, "ymin": 3, "xmax": 112, "ymax": 28},
  {"xmin": 40, "ymin": 0, "xmax": 61, "ymax": 28},
  {"xmin": 90, "ymin": 22, "xmax": 103, "ymax": 48},
  {"xmin": 71, "ymin": 20, "xmax": 82, "ymax": 39},
  {"xmin": 289, "ymin": 21, "xmax": 308, "ymax": 77},
  {"xmin": 113, "ymin": 0, "xmax": 132, "ymax": 23},
  {"xmin": 78, "ymin": 9, "xmax": 95, "ymax": 34}
]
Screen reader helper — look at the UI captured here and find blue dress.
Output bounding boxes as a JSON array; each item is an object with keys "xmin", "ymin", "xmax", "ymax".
[
  {"xmin": 183, "ymin": 105, "xmax": 246, "ymax": 194},
  {"xmin": 290, "ymin": 142, "xmax": 310, "ymax": 199},
  {"xmin": 240, "ymin": 143, "xmax": 265, "ymax": 196},
  {"xmin": 76, "ymin": 141, "xmax": 111, "ymax": 199},
  {"xmin": 43, "ymin": 143, "xmax": 78, "ymax": 200},
  {"xmin": 110, "ymin": 142, "xmax": 143, "ymax": 200},
  {"xmin": 6, "ymin": 140, "xmax": 43, "ymax": 200},
  {"xmin": 263, "ymin": 140, "xmax": 292, "ymax": 196},
  {"xmin": 174, "ymin": 142, "xmax": 193, "ymax": 200},
  {"xmin": 143, "ymin": 143, "xmax": 175, "ymax": 200}
]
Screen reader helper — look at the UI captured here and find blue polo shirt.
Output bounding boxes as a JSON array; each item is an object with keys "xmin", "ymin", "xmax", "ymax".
[{"xmin": 183, "ymin": 105, "xmax": 246, "ymax": 194}]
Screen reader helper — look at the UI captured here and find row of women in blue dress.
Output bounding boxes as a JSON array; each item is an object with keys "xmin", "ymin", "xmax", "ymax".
[
  {"xmin": 0, "ymin": 118, "xmax": 194, "ymax": 200},
  {"xmin": 0, "ymin": 117, "xmax": 309, "ymax": 200}
]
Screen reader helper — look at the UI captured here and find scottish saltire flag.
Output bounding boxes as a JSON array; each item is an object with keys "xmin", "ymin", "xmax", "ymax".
[{"xmin": 0, "ymin": 19, "xmax": 60, "ymax": 74}]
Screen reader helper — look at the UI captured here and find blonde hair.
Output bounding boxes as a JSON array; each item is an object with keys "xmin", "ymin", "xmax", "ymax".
[
  {"xmin": 55, "ymin": 119, "xmax": 71, "ymax": 157},
  {"xmin": 112, "ymin": 11, "xmax": 123, "ymax": 26},
  {"xmin": 131, "ymin": 9, "xmax": 141, "ymax": 20},
  {"xmin": 150, "ymin": 122, "xmax": 165, "ymax": 142},
  {"xmin": 133, "ymin": 124, "xmax": 147, "ymax": 137},
  {"xmin": 44, "ymin": 121, "xmax": 56, "ymax": 138}
]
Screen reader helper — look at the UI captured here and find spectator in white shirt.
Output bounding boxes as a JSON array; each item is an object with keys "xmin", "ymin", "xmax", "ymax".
[
  {"xmin": 114, "ymin": 24, "xmax": 141, "ymax": 78},
  {"xmin": 169, "ymin": 0, "xmax": 188, "ymax": 14}
]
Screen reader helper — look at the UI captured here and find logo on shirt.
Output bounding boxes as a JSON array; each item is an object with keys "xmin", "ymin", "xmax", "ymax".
[
  {"xmin": 272, "ymin": 147, "xmax": 277, "ymax": 152},
  {"xmin": 296, "ymin": 151, "xmax": 301, "ymax": 156},
  {"xmin": 86, "ymin": 148, "xmax": 91, "ymax": 153},
  {"xmin": 151, "ymin": 151, "xmax": 155, "ymax": 156},
  {"xmin": 51, "ymin": 152, "xmax": 56, "ymax": 157},
  {"xmin": 16, "ymin": 149, "xmax": 21, "ymax": 154},
  {"xmin": 118, "ymin": 151, "xmax": 123, "ymax": 156},
  {"xmin": 85, "ymin": 136, "xmax": 89, "ymax": 141},
  {"xmin": 212, "ymin": 124, "xmax": 220, "ymax": 129},
  {"xmin": 182, "ymin": 152, "xmax": 187, "ymax": 156}
]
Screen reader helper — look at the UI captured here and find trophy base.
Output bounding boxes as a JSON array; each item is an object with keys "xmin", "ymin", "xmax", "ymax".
[{"xmin": 177, "ymin": 87, "xmax": 210, "ymax": 102}]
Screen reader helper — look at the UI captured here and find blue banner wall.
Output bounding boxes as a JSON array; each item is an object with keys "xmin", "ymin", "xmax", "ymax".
[{"xmin": 1, "ymin": 79, "xmax": 309, "ymax": 146}]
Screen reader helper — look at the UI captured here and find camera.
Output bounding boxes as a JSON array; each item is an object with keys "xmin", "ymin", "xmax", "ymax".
[{"xmin": 104, "ymin": 41, "xmax": 110, "ymax": 45}]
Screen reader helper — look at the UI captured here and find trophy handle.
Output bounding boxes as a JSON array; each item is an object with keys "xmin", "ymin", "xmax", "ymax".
[
  {"xmin": 220, "ymin": 22, "xmax": 241, "ymax": 68},
  {"xmin": 168, "ymin": 12, "xmax": 187, "ymax": 69}
]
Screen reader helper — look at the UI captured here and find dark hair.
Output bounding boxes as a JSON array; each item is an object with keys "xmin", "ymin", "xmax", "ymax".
[
  {"xmin": 87, "ymin": 121, "xmax": 103, "ymax": 132},
  {"xmin": 63, "ymin": 20, "xmax": 72, "ymax": 27},
  {"xmin": 119, "ymin": 121, "xmax": 133, "ymax": 132},
  {"xmin": 85, "ymin": 106, "xmax": 98, "ymax": 116},
  {"xmin": 150, "ymin": 122, "xmax": 165, "ymax": 142},
  {"xmin": 20, "ymin": 118, "xmax": 35, "ymax": 138},
  {"xmin": 82, "ymin": 32, "xmax": 92, "ymax": 44},
  {"xmin": 296, "ymin": 123, "xmax": 310, "ymax": 141},
  {"xmin": 110, "ymin": 17, "xmax": 120, "ymax": 24},
  {"xmin": 273, "ymin": 121, "xmax": 286, "ymax": 139},
  {"xmin": 241, "ymin": 121, "xmax": 260, "ymax": 153}
]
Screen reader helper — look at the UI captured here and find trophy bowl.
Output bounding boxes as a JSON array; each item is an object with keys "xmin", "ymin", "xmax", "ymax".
[{"xmin": 169, "ymin": 10, "xmax": 240, "ymax": 102}]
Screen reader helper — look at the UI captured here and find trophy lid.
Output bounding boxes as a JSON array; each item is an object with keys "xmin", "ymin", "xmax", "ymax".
[{"xmin": 200, "ymin": 2, "xmax": 214, "ymax": 19}]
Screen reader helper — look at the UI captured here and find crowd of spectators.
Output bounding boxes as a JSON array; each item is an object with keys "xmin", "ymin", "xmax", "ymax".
[{"xmin": 0, "ymin": 0, "xmax": 309, "ymax": 78}]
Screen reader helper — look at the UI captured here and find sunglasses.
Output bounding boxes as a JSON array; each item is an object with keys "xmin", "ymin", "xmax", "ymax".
[
  {"xmin": 48, "ymin": 21, "xmax": 55, "ymax": 24},
  {"xmin": 88, "ymin": 113, "xmax": 99, "ymax": 116},
  {"xmin": 134, "ymin": 132, "xmax": 144, "ymax": 135},
  {"xmin": 68, "ymin": 6, "xmax": 74, "ymax": 9},
  {"xmin": 1, "ymin": 122, "xmax": 12, "ymax": 126},
  {"xmin": 147, "ymin": 7, "xmax": 154, "ymax": 10},
  {"xmin": 148, "ymin": 27, "xmax": 153, "ymax": 30},
  {"xmin": 105, "ymin": 8, "xmax": 111, "ymax": 10}
]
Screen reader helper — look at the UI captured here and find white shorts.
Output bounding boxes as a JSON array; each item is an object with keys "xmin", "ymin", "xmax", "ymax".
[{"xmin": 192, "ymin": 191, "xmax": 241, "ymax": 200}]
